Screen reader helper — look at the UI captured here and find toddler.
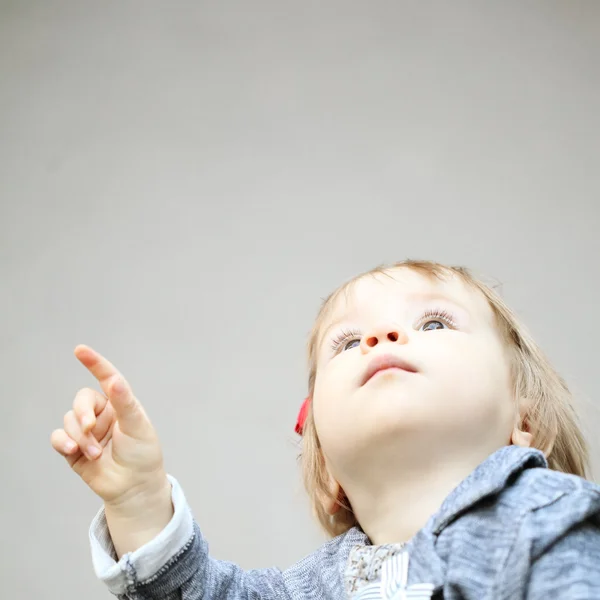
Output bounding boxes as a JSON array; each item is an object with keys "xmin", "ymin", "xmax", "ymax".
[{"xmin": 51, "ymin": 260, "xmax": 600, "ymax": 599}]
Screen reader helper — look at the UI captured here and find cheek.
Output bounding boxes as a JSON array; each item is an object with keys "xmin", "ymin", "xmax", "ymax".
[
  {"xmin": 429, "ymin": 335, "xmax": 513, "ymax": 391},
  {"xmin": 439, "ymin": 339, "xmax": 515, "ymax": 420},
  {"xmin": 313, "ymin": 357, "xmax": 353, "ymax": 403},
  {"xmin": 312, "ymin": 361, "xmax": 362, "ymax": 454},
  {"xmin": 312, "ymin": 369, "xmax": 340, "ymax": 433}
]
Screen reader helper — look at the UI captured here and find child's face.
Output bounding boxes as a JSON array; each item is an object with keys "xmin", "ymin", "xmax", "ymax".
[{"xmin": 312, "ymin": 268, "xmax": 519, "ymax": 488}]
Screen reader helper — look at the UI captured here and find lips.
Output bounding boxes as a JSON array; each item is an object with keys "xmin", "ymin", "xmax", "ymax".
[{"xmin": 361, "ymin": 353, "xmax": 418, "ymax": 386}]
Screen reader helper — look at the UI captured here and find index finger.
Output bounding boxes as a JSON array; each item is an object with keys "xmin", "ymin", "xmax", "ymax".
[
  {"xmin": 74, "ymin": 344, "xmax": 149, "ymax": 438},
  {"xmin": 74, "ymin": 344, "xmax": 123, "ymax": 397}
]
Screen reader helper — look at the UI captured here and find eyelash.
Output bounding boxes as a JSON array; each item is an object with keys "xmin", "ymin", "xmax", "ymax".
[
  {"xmin": 329, "ymin": 308, "xmax": 458, "ymax": 353},
  {"xmin": 419, "ymin": 308, "xmax": 458, "ymax": 329}
]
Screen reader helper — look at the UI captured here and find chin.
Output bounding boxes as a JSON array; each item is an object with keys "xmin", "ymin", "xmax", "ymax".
[{"xmin": 365, "ymin": 390, "xmax": 434, "ymax": 420}]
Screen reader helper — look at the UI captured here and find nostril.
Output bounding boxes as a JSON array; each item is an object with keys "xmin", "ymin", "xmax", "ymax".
[
  {"xmin": 366, "ymin": 337, "xmax": 378, "ymax": 347},
  {"xmin": 388, "ymin": 332, "xmax": 399, "ymax": 342}
]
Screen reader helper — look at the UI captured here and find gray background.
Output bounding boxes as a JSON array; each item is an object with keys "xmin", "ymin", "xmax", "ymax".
[{"xmin": 1, "ymin": 1, "xmax": 599, "ymax": 598}]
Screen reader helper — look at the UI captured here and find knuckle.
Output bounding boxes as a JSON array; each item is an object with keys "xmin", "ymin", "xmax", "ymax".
[
  {"xmin": 73, "ymin": 388, "xmax": 94, "ymax": 409},
  {"xmin": 109, "ymin": 374, "xmax": 125, "ymax": 394},
  {"xmin": 63, "ymin": 411, "xmax": 80, "ymax": 437},
  {"xmin": 50, "ymin": 430, "xmax": 67, "ymax": 453},
  {"xmin": 74, "ymin": 386, "xmax": 94, "ymax": 399}
]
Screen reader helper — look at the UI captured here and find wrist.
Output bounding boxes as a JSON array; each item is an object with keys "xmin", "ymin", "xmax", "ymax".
[
  {"xmin": 104, "ymin": 474, "xmax": 174, "ymax": 558},
  {"xmin": 105, "ymin": 471, "xmax": 171, "ymax": 516}
]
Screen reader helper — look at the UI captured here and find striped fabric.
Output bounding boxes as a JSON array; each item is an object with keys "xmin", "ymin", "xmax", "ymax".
[{"xmin": 353, "ymin": 553, "xmax": 434, "ymax": 600}]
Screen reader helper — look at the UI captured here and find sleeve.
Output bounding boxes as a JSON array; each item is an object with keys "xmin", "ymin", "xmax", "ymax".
[
  {"xmin": 526, "ymin": 488, "xmax": 600, "ymax": 600},
  {"xmin": 89, "ymin": 475, "xmax": 290, "ymax": 600}
]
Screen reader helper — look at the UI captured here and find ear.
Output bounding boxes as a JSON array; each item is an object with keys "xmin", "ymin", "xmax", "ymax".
[{"xmin": 511, "ymin": 396, "xmax": 534, "ymax": 448}]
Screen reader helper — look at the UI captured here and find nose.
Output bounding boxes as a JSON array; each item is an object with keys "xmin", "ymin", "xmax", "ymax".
[{"xmin": 360, "ymin": 323, "xmax": 409, "ymax": 351}]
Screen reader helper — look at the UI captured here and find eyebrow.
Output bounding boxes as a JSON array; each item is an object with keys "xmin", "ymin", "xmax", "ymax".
[{"xmin": 317, "ymin": 291, "xmax": 471, "ymax": 348}]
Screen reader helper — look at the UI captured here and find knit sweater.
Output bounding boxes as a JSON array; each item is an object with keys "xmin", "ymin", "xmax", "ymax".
[{"xmin": 89, "ymin": 446, "xmax": 600, "ymax": 599}]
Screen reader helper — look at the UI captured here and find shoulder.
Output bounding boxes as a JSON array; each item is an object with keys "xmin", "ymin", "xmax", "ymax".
[
  {"xmin": 459, "ymin": 467, "xmax": 600, "ymax": 598},
  {"xmin": 282, "ymin": 527, "xmax": 368, "ymax": 596},
  {"xmin": 508, "ymin": 465, "xmax": 600, "ymax": 512},
  {"xmin": 285, "ymin": 526, "xmax": 367, "ymax": 571},
  {"xmin": 507, "ymin": 467, "xmax": 600, "ymax": 558},
  {"xmin": 515, "ymin": 472, "xmax": 600, "ymax": 599}
]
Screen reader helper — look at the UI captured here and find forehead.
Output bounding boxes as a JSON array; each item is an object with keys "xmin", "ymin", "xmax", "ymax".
[{"xmin": 320, "ymin": 268, "xmax": 495, "ymax": 333}]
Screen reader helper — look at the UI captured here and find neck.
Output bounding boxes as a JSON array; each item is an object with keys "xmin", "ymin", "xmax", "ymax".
[{"xmin": 346, "ymin": 450, "xmax": 488, "ymax": 545}]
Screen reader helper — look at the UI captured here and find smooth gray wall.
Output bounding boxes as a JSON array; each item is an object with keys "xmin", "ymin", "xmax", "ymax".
[{"xmin": 1, "ymin": 2, "xmax": 598, "ymax": 598}]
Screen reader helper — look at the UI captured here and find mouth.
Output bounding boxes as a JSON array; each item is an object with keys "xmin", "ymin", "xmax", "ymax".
[{"xmin": 361, "ymin": 353, "xmax": 418, "ymax": 386}]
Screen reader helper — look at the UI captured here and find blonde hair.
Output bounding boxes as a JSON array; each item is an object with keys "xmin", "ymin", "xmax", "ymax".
[{"xmin": 300, "ymin": 259, "xmax": 589, "ymax": 537}]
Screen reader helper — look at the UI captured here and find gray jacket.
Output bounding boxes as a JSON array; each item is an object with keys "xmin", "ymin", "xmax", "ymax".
[{"xmin": 90, "ymin": 446, "xmax": 600, "ymax": 599}]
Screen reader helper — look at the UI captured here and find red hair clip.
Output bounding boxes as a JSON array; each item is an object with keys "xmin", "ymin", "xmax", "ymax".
[{"xmin": 295, "ymin": 396, "xmax": 311, "ymax": 435}]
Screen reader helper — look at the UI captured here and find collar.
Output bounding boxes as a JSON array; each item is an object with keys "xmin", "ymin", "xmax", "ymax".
[
  {"xmin": 341, "ymin": 446, "xmax": 548, "ymax": 594},
  {"xmin": 343, "ymin": 445, "xmax": 547, "ymax": 545},
  {"xmin": 430, "ymin": 445, "xmax": 547, "ymax": 534}
]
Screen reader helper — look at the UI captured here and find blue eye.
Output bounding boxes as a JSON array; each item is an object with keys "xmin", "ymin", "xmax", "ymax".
[
  {"xmin": 343, "ymin": 339, "xmax": 361, "ymax": 351},
  {"xmin": 330, "ymin": 329, "xmax": 361, "ymax": 353},
  {"xmin": 421, "ymin": 320, "xmax": 446, "ymax": 331},
  {"xmin": 418, "ymin": 308, "xmax": 457, "ymax": 331}
]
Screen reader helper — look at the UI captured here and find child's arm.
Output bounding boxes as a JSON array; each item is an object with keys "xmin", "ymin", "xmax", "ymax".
[
  {"xmin": 89, "ymin": 474, "xmax": 289, "ymax": 599},
  {"xmin": 102, "ymin": 473, "xmax": 174, "ymax": 559},
  {"xmin": 51, "ymin": 345, "xmax": 289, "ymax": 599}
]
